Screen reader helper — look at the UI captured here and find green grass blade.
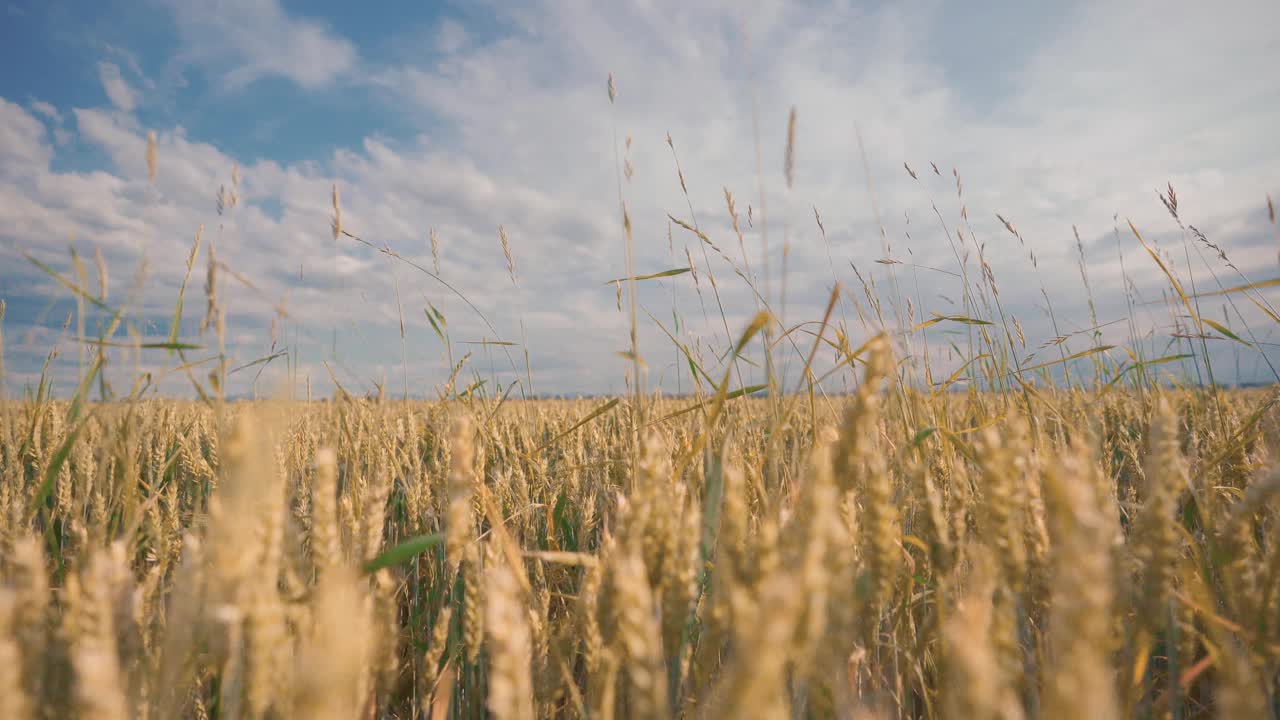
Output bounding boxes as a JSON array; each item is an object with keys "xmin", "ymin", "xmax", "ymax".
[
  {"xmin": 603, "ymin": 267, "xmax": 691, "ymax": 285},
  {"xmin": 364, "ymin": 533, "xmax": 445, "ymax": 573}
]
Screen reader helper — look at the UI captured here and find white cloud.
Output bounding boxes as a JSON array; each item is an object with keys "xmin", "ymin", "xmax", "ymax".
[
  {"xmin": 372, "ymin": 0, "xmax": 1279, "ymax": 356},
  {"xmin": 0, "ymin": 98, "xmax": 52, "ymax": 172},
  {"xmin": 434, "ymin": 18, "xmax": 468, "ymax": 55},
  {"xmin": 0, "ymin": 92, "xmax": 632, "ymax": 396},
  {"xmin": 28, "ymin": 99, "xmax": 61, "ymax": 123},
  {"xmin": 164, "ymin": 0, "xmax": 358, "ymax": 91},
  {"xmin": 97, "ymin": 62, "xmax": 137, "ymax": 112}
]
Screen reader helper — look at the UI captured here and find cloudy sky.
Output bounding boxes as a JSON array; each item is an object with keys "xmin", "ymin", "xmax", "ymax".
[{"xmin": 1, "ymin": 0, "xmax": 1277, "ymax": 399}]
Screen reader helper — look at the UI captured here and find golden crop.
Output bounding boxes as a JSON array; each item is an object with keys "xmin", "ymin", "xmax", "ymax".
[{"xmin": 0, "ymin": 371, "xmax": 1277, "ymax": 718}]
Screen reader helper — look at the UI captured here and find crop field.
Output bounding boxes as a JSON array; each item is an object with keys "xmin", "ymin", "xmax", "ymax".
[{"xmin": 1, "ymin": 335, "xmax": 1279, "ymax": 718}]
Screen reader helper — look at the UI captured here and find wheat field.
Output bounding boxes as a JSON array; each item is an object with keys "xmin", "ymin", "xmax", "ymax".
[{"xmin": 1, "ymin": 347, "xmax": 1279, "ymax": 718}]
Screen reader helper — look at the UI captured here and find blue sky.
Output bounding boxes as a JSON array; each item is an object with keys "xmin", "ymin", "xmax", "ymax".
[{"xmin": 1, "ymin": 0, "xmax": 1278, "ymax": 398}]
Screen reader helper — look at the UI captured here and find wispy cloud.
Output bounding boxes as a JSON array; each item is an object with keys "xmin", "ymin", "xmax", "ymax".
[
  {"xmin": 28, "ymin": 99, "xmax": 61, "ymax": 123},
  {"xmin": 164, "ymin": 0, "xmax": 358, "ymax": 91},
  {"xmin": 97, "ymin": 62, "xmax": 137, "ymax": 112}
]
